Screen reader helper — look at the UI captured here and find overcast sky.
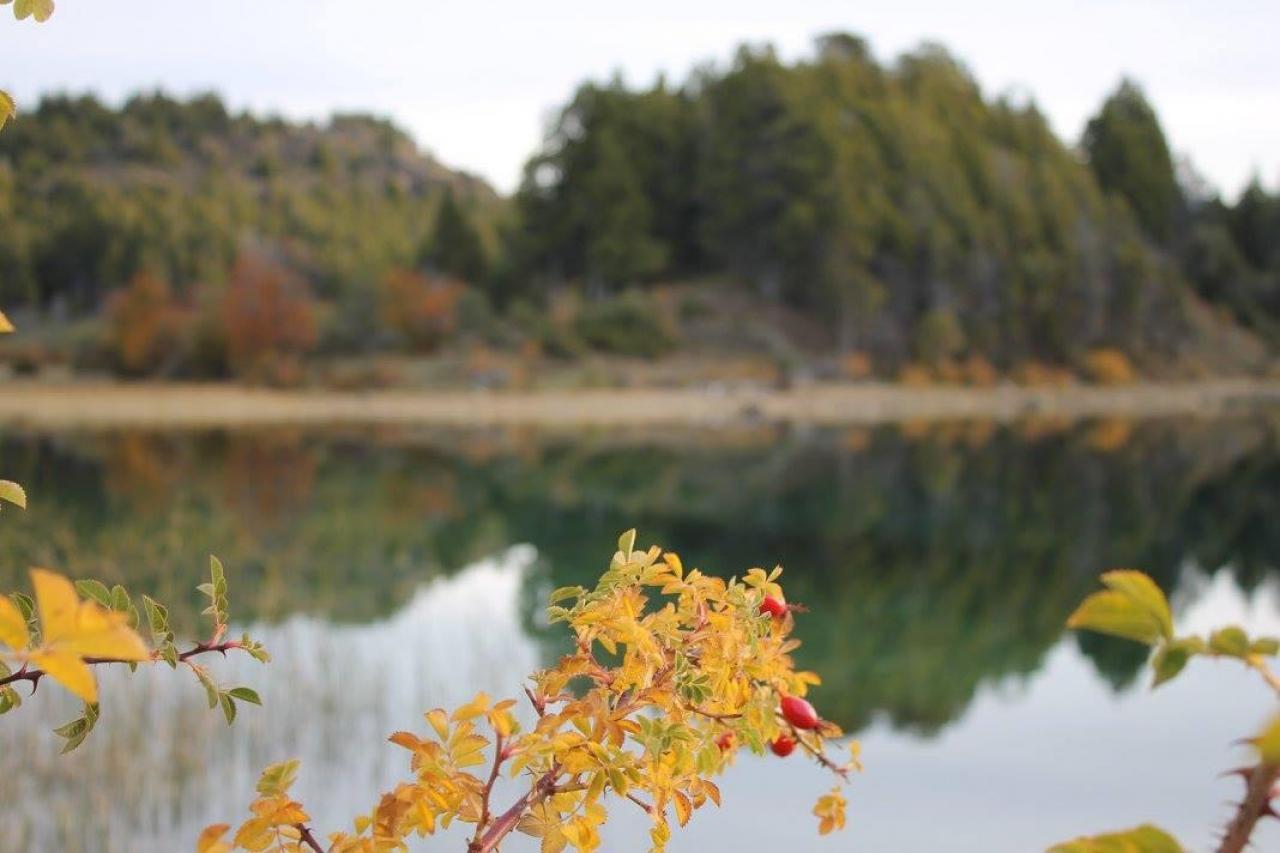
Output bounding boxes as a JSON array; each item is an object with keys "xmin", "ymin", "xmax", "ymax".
[{"xmin": 3, "ymin": 1, "xmax": 1276, "ymax": 198}]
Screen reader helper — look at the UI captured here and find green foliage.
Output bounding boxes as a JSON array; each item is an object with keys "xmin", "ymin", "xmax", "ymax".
[
  {"xmin": 509, "ymin": 36, "xmax": 1189, "ymax": 367},
  {"xmin": 419, "ymin": 187, "xmax": 489, "ymax": 284},
  {"xmin": 0, "ymin": 93, "xmax": 499, "ymax": 321},
  {"xmin": 1082, "ymin": 79, "xmax": 1181, "ymax": 242}
]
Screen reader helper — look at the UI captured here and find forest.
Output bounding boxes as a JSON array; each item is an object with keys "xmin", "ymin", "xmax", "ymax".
[{"xmin": 1, "ymin": 34, "xmax": 1277, "ymax": 382}]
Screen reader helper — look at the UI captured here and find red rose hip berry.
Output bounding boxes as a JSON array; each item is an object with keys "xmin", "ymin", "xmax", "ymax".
[
  {"xmin": 759, "ymin": 595, "xmax": 787, "ymax": 619},
  {"xmin": 770, "ymin": 735, "xmax": 797, "ymax": 757},
  {"xmin": 716, "ymin": 732, "xmax": 735, "ymax": 752},
  {"xmin": 780, "ymin": 695, "xmax": 819, "ymax": 730}
]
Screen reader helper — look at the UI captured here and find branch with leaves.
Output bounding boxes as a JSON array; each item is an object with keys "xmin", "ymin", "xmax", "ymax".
[
  {"xmin": 1, "ymin": 0, "xmax": 56, "ymax": 131},
  {"xmin": 0, "ymin": 554, "xmax": 270, "ymax": 751},
  {"xmin": 1052, "ymin": 570, "xmax": 1280, "ymax": 853},
  {"xmin": 203, "ymin": 530, "xmax": 861, "ymax": 852}
]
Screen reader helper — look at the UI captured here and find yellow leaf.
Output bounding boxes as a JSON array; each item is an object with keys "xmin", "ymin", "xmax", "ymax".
[
  {"xmin": 426, "ymin": 708, "xmax": 450, "ymax": 739},
  {"xmin": 0, "ymin": 595, "xmax": 29, "ymax": 650},
  {"xmin": 0, "ymin": 307, "xmax": 13, "ymax": 331},
  {"xmin": 30, "ymin": 649, "xmax": 97, "ymax": 702},
  {"xmin": 452, "ymin": 691, "xmax": 490, "ymax": 721},
  {"xmin": 196, "ymin": 824, "xmax": 231, "ymax": 853},
  {"xmin": 1255, "ymin": 714, "xmax": 1280, "ymax": 764},
  {"xmin": 0, "ymin": 480, "xmax": 26, "ymax": 509},
  {"xmin": 31, "ymin": 568, "xmax": 149, "ymax": 659}
]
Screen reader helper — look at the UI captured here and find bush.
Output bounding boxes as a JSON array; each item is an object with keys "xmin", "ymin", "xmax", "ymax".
[
  {"xmin": 961, "ymin": 355, "xmax": 1000, "ymax": 387},
  {"xmin": 838, "ymin": 350, "xmax": 873, "ymax": 381},
  {"xmin": 1081, "ymin": 348, "xmax": 1137, "ymax": 385},
  {"xmin": 575, "ymin": 289, "xmax": 676, "ymax": 359},
  {"xmin": 221, "ymin": 253, "xmax": 319, "ymax": 384},
  {"xmin": 105, "ymin": 271, "xmax": 189, "ymax": 376},
  {"xmin": 379, "ymin": 268, "xmax": 466, "ymax": 352}
]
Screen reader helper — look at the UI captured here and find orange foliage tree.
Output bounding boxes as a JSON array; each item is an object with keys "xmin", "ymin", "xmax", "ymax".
[
  {"xmin": 105, "ymin": 271, "xmax": 189, "ymax": 375},
  {"xmin": 221, "ymin": 253, "xmax": 319, "ymax": 382},
  {"xmin": 380, "ymin": 268, "xmax": 465, "ymax": 352}
]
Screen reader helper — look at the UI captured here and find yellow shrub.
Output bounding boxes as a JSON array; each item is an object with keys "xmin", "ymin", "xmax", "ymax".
[{"xmin": 1081, "ymin": 348, "xmax": 1137, "ymax": 385}]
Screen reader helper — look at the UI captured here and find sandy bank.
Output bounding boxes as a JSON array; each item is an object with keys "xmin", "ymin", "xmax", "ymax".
[{"xmin": 2, "ymin": 380, "xmax": 1279, "ymax": 430}]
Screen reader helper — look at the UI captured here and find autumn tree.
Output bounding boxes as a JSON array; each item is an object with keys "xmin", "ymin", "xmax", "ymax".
[
  {"xmin": 221, "ymin": 252, "xmax": 318, "ymax": 383},
  {"xmin": 105, "ymin": 271, "xmax": 188, "ymax": 375},
  {"xmin": 379, "ymin": 268, "xmax": 465, "ymax": 352}
]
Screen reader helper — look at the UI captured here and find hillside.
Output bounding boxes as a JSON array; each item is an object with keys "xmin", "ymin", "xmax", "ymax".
[{"xmin": 0, "ymin": 92, "xmax": 501, "ymax": 322}]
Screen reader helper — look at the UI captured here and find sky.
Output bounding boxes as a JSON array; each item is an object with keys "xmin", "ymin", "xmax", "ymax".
[{"xmin": 2, "ymin": 0, "xmax": 1277, "ymax": 199}]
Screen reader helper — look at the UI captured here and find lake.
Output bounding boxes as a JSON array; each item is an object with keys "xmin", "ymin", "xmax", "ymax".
[{"xmin": 2, "ymin": 416, "xmax": 1278, "ymax": 851}]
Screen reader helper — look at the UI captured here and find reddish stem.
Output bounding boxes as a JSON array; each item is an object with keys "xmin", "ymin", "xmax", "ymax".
[
  {"xmin": 469, "ymin": 764, "xmax": 561, "ymax": 853},
  {"xmin": 0, "ymin": 640, "xmax": 242, "ymax": 692},
  {"xmin": 1218, "ymin": 762, "xmax": 1279, "ymax": 853}
]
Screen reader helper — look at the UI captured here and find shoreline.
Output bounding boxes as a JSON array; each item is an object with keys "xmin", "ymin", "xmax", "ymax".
[{"xmin": 2, "ymin": 379, "xmax": 1280, "ymax": 430}]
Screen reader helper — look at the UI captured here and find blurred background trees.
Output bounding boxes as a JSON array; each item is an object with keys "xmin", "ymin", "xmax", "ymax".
[{"xmin": 0, "ymin": 35, "xmax": 1276, "ymax": 381}]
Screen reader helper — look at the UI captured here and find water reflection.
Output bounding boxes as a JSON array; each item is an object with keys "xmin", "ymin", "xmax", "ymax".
[
  {"xmin": 0, "ymin": 547, "xmax": 541, "ymax": 852},
  {"xmin": 0, "ymin": 418, "xmax": 1278, "ymax": 850}
]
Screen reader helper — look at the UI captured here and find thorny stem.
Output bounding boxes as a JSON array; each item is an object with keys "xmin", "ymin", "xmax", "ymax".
[
  {"xmin": 1218, "ymin": 762, "xmax": 1279, "ymax": 853},
  {"xmin": 470, "ymin": 763, "xmax": 563, "ymax": 853},
  {"xmin": 471, "ymin": 733, "xmax": 507, "ymax": 847},
  {"xmin": 0, "ymin": 639, "xmax": 242, "ymax": 693},
  {"xmin": 797, "ymin": 733, "xmax": 850, "ymax": 781},
  {"xmin": 294, "ymin": 823, "xmax": 324, "ymax": 853}
]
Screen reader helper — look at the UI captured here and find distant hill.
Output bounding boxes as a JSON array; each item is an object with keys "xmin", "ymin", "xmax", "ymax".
[{"xmin": 0, "ymin": 92, "xmax": 501, "ymax": 320}]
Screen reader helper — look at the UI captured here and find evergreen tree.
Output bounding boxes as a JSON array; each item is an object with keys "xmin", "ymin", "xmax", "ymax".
[
  {"xmin": 1082, "ymin": 79, "xmax": 1182, "ymax": 242},
  {"xmin": 419, "ymin": 188, "xmax": 488, "ymax": 284}
]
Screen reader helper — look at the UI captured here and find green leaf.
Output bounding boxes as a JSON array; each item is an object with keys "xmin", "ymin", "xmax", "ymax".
[
  {"xmin": 1048, "ymin": 823, "xmax": 1183, "ymax": 852},
  {"xmin": 256, "ymin": 759, "xmax": 300, "ymax": 796},
  {"xmin": 1151, "ymin": 645, "xmax": 1189, "ymax": 688},
  {"xmin": 227, "ymin": 686, "xmax": 261, "ymax": 705},
  {"xmin": 617, "ymin": 529, "xmax": 637, "ymax": 557},
  {"xmin": 219, "ymin": 692, "xmax": 236, "ymax": 725},
  {"xmin": 1208, "ymin": 626, "xmax": 1250, "ymax": 658},
  {"xmin": 548, "ymin": 586, "xmax": 584, "ymax": 606},
  {"xmin": 54, "ymin": 702, "xmax": 99, "ymax": 754},
  {"xmin": 1067, "ymin": 571, "xmax": 1173, "ymax": 646},
  {"xmin": 1251, "ymin": 637, "xmax": 1280, "ymax": 656},
  {"xmin": 1256, "ymin": 714, "xmax": 1280, "ymax": 764},
  {"xmin": 74, "ymin": 579, "xmax": 112, "ymax": 607},
  {"xmin": 0, "ymin": 480, "xmax": 26, "ymax": 510}
]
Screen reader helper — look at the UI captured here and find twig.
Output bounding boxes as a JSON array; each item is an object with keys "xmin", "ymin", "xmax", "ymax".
[
  {"xmin": 625, "ymin": 792, "xmax": 655, "ymax": 815},
  {"xmin": 796, "ymin": 734, "xmax": 849, "ymax": 781},
  {"xmin": 1249, "ymin": 659, "xmax": 1280, "ymax": 699},
  {"xmin": 469, "ymin": 763, "xmax": 562, "ymax": 853},
  {"xmin": 471, "ymin": 734, "xmax": 506, "ymax": 846},
  {"xmin": 294, "ymin": 823, "xmax": 324, "ymax": 852},
  {"xmin": 0, "ymin": 639, "xmax": 242, "ymax": 693}
]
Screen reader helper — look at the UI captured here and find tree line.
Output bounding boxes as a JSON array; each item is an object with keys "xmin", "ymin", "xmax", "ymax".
[{"xmin": 0, "ymin": 35, "xmax": 1276, "ymax": 378}]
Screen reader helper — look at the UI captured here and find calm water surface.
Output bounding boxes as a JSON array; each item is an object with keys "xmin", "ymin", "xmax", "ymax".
[{"xmin": 1, "ymin": 417, "xmax": 1278, "ymax": 852}]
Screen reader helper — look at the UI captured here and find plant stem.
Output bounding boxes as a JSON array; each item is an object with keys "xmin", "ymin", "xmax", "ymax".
[
  {"xmin": 0, "ymin": 639, "xmax": 241, "ymax": 692},
  {"xmin": 471, "ymin": 734, "xmax": 506, "ymax": 847},
  {"xmin": 294, "ymin": 822, "xmax": 324, "ymax": 852},
  {"xmin": 469, "ymin": 763, "xmax": 561, "ymax": 853},
  {"xmin": 1219, "ymin": 761, "xmax": 1278, "ymax": 853}
]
